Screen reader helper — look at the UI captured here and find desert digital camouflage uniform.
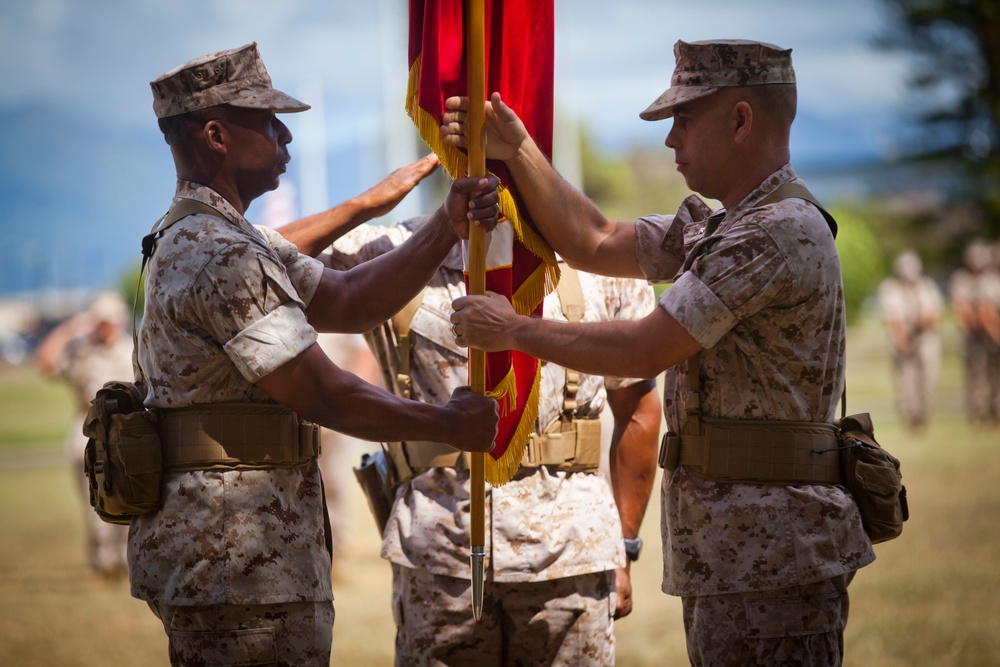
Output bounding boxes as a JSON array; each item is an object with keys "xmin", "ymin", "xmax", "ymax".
[
  {"xmin": 51, "ymin": 315, "xmax": 133, "ymax": 576},
  {"xmin": 981, "ymin": 258, "xmax": 1000, "ymax": 420},
  {"xmin": 327, "ymin": 219, "xmax": 655, "ymax": 667},
  {"xmin": 950, "ymin": 242, "xmax": 1000, "ymax": 425},
  {"xmin": 634, "ymin": 164, "xmax": 875, "ymax": 664},
  {"xmin": 876, "ymin": 252, "xmax": 943, "ymax": 430},
  {"xmin": 133, "ymin": 181, "xmax": 333, "ymax": 665}
]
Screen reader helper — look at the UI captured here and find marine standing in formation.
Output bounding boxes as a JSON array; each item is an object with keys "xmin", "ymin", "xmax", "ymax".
[
  {"xmin": 326, "ymin": 218, "xmax": 661, "ymax": 666},
  {"xmin": 134, "ymin": 43, "xmax": 500, "ymax": 666},
  {"xmin": 876, "ymin": 250, "xmax": 943, "ymax": 430},
  {"xmin": 446, "ymin": 39, "xmax": 874, "ymax": 665},
  {"xmin": 950, "ymin": 240, "xmax": 1000, "ymax": 425},
  {"xmin": 36, "ymin": 291, "xmax": 133, "ymax": 578}
]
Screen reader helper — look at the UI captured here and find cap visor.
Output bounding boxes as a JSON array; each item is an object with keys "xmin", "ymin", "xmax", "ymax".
[
  {"xmin": 228, "ymin": 87, "xmax": 311, "ymax": 113},
  {"xmin": 639, "ymin": 86, "xmax": 718, "ymax": 121}
]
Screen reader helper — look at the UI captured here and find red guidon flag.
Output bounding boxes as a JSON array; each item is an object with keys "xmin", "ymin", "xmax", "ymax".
[{"xmin": 407, "ymin": 0, "xmax": 558, "ymax": 485}]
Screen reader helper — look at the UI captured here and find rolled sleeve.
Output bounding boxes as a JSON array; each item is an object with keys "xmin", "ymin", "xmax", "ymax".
[
  {"xmin": 224, "ymin": 303, "xmax": 318, "ymax": 383},
  {"xmin": 635, "ymin": 214, "xmax": 684, "ymax": 283},
  {"xmin": 658, "ymin": 272, "xmax": 738, "ymax": 349}
]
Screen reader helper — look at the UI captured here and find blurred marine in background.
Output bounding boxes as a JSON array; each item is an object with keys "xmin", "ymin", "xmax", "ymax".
[
  {"xmin": 35, "ymin": 290, "xmax": 132, "ymax": 578},
  {"xmin": 876, "ymin": 250, "xmax": 943, "ymax": 431},
  {"xmin": 950, "ymin": 240, "xmax": 1000, "ymax": 426}
]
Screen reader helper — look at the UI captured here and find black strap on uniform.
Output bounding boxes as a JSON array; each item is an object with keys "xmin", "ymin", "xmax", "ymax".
[{"xmin": 132, "ymin": 198, "xmax": 225, "ymax": 383}]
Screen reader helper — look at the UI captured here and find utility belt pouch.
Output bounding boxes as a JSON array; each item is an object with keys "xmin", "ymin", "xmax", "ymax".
[
  {"xmin": 353, "ymin": 449, "xmax": 398, "ymax": 536},
  {"xmin": 658, "ymin": 432, "xmax": 682, "ymax": 471},
  {"xmin": 524, "ymin": 415, "xmax": 601, "ymax": 472},
  {"xmin": 392, "ymin": 440, "xmax": 467, "ymax": 479},
  {"xmin": 836, "ymin": 413, "xmax": 908, "ymax": 544},
  {"xmin": 82, "ymin": 380, "xmax": 163, "ymax": 525}
]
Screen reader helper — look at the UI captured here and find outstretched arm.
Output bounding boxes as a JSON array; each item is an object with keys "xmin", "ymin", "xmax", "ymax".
[
  {"xmin": 441, "ymin": 93, "xmax": 642, "ymax": 278},
  {"xmin": 278, "ymin": 154, "xmax": 440, "ymax": 257},
  {"xmin": 256, "ymin": 343, "xmax": 497, "ymax": 452},
  {"xmin": 306, "ymin": 175, "xmax": 500, "ymax": 334},
  {"xmin": 452, "ymin": 291, "xmax": 701, "ymax": 379},
  {"xmin": 607, "ymin": 379, "xmax": 661, "ymax": 619},
  {"xmin": 34, "ymin": 313, "xmax": 95, "ymax": 376}
]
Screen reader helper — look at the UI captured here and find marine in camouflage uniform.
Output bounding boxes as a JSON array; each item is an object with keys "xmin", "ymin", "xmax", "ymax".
[
  {"xmin": 950, "ymin": 241, "xmax": 1000, "ymax": 425},
  {"xmin": 876, "ymin": 251, "xmax": 943, "ymax": 430},
  {"xmin": 447, "ymin": 39, "xmax": 875, "ymax": 666},
  {"xmin": 35, "ymin": 291, "xmax": 133, "ymax": 578},
  {"xmin": 138, "ymin": 43, "xmax": 501, "ymax": 666},
  {"xmin": 982, "ymin": 244, "xmax": 1000, "ymax": 421},
  {"xmin": 326, "ymin": 219, "xmax": 661, "ymax": 667}
]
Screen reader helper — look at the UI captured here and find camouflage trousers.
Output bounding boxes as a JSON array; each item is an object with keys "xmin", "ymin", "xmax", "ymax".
[
  {"xmin": 148, "ymin": 600, "xmax": 334, "ymax": 667},
  {"xmin": 963, "ymin": 332, "xmax": 1000, "ymax": 424},
  {"xmin": 681, "ymin": 572, "xmax": 853, "ymax": 667},
  {"xmin": 890, "ymin": 338, "xmax": 937, "ymax": 430},
  {"xmin": 391, "ymin": 563, "xmax": 616, "ymax": 667}
]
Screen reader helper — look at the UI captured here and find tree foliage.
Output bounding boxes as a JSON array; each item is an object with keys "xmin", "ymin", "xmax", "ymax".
[
  {"xmin": 878, "ymin": 0, "xmax": 1000, "ymax": 247},
  {"xmin": 831, "ymin": 205, "xmax": 888, "ymax": 324},
  {"xmin": 118, "ymin": 262, "xmax": 145, "ymax": 321}
]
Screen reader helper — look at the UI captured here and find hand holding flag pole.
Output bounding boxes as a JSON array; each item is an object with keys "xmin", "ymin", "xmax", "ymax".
[
  {"xmin": 406, "ymin": 0, "xmax": 557, "ymax": 622},
  {"xmin": 465, "ymin": 0, "xmax": 488, "ymax": 622}
]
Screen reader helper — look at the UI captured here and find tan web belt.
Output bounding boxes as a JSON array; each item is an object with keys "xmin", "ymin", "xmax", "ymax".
[
  {"xmin": 396, "ymin": 422, "xmax": 601, "ymax": 477},
  {"xmin": 659, "ymin": 416, "xmax": 841, "ymax": 485},
  {"xmin": 158, "ymin": 403, "xmax": 320, "ymax": 471}
]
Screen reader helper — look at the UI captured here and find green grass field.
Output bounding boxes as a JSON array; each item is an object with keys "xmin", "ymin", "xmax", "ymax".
[{"xmin": 1, "ymin": 316, "xmax": 998, "ymax": 666}]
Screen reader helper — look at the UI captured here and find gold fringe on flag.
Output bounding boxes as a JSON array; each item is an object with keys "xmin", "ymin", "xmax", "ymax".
[
  {"xmin": 406, "ymin": 55, "xmax": 557, "ymax": 485},
  {"xmin": 484, "ymin": 360, "xmax": 541, "ymax": 486},
  {"xmin": 405, "ymin": 55, "xmax": 560, "ymax": 317}
]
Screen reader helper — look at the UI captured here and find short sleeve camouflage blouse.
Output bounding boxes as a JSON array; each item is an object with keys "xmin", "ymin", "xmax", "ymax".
[
  {"xmin": 635, "ymin": 164, "xmax": 875, "ymax": 597},
  {"xmin": 129, "ymin": 181, "xmax": 332, "ymax": 606}
]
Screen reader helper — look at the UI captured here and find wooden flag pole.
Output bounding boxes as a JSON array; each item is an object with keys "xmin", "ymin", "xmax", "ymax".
[{"xmin": 466, "ymin": 0, "xmax": 487, "ymax": 622}]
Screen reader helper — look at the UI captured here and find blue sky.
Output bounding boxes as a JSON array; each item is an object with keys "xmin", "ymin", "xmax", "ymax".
[{"xmin": 0, "ymin": 0, "xmax": 917, "ymax": 297}]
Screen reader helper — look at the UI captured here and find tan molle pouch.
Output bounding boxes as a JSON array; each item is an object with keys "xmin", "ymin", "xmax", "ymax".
[
  {"xmin": 837, "ymin": 413, "xmax": 908, "ymax": 544},
  {"xmin": 83, "ymin": 381, "xmax": 163, "ymax": 525},
  {"xmin": 527, "ymin": 416, "xmax": 601, "ymax": 472}
]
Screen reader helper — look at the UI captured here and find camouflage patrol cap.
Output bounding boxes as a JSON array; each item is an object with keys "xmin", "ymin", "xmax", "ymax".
[
  {"xmin": 150, "ymin": 42, "xmax": 310, "ymax": 119},
  {"xmin": 640, "ymin": 39, "xmax": 795, "ymax": 121}
]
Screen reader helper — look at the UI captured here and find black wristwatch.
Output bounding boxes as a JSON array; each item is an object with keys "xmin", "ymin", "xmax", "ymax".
[{"xmin": 624, "ymin": 537, "xmax": 643, "ymax": 562}]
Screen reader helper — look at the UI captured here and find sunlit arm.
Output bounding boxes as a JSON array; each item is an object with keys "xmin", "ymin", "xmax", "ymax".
[
  {"xmin": 504, "ymin": 132, "xmax": 643, "ymax": 279},
  {"xmin": 607, "ymin": 379, "xmax": 661, "ymax": 619},
  {"xmin": 255, "ymin": 344, "xmax": 497, "ymax": 452},
  {"xmin": 453, "ymin": 292, "xmax": 702, "ymax": 379},
  {"xmin": 305, "ymin": 175, "xmax": 499, "ymax": 334},
  {"xmin": 305, "ymin": 207, "xmax": 458, "ymax": 333},
  {"xmin": 278, "ymin": 154, "xmax": 439, "ymax": 257}
]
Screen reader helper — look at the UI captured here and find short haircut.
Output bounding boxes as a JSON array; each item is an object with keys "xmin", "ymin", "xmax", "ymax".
[
  {"xmin": 156, "ymin": 106, "xmax": 227, "ymax": 147},
  {"xmin": 744, "ymin": 83, "xmax": 797, "ymax": 127}
]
